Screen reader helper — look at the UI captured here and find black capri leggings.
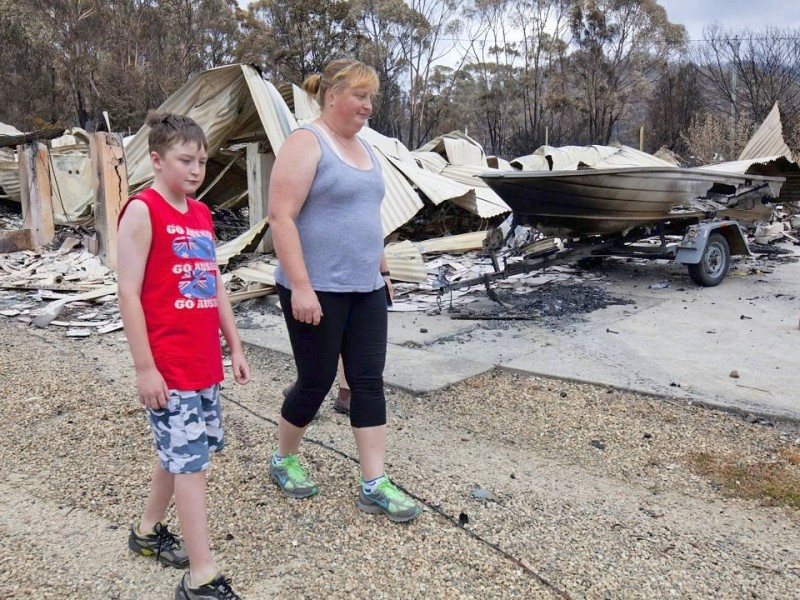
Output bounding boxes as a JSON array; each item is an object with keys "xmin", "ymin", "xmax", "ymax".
[{"xmin": 277, "ymin": 284, "xmax": 388, "ymax": 429}]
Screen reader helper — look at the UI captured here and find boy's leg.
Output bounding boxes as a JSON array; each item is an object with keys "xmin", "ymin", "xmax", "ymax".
[
  {"xmin": 140, "ymin": 462, "xmax": 174, "ymax": 532},
  {"xmin": 128, "ymin": 462, "xmax": 188, "ymax": 568},
  {"xmin": 174, "ymin": 471, "xmax": 217, "ymax": 586}
]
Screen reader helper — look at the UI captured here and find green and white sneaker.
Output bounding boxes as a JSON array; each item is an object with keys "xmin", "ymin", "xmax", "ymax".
[
  {"xmin": 269, "ymin": 453, "xmax": 318, "ymax": 499},
  {"xmin": 357, "ymin": 478, "xmax": 420, "ymax": 523},
  {"xmin": 175, "ymin": 571, "xmax": 240, "ymax": 599},
  {"xmin": 128, "ymin": 520, "xmax": 189, "ymax": 568}
]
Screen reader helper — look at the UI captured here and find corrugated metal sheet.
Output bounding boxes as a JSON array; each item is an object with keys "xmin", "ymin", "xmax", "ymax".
[
  {"xmin": 696, "ymin": 155, "xmax": 786, "ymax": 173},
  {"xmin": 487, "ymin": 156, "xmax": 514, "ymax": 170},
  {"xmin": 417, "ymin": 130, "xmax": 488, "ymax": 167},
  {"xmin": 126, "ymin": 64, "xmax": 272, "ymax": 192},
  {"xmin": 412, "ymin": 151, "xmax": 449, "ymax": 174},
  {"xmin": 417, "ymin": 130, "xmax": 475, "ymax": 152},
  {"xmin": 654, "ymin": 146, "xmax": 682, "ymax": 166},
  {"xmin": 384, "ymin": 240, "xmax": 426, "ymax": 282},
  {"xmin": 410, "ymin": 151, "xmax": 510, "ymax": 217},
  {"xmin": 123, "ymin": 65, "xmax": 423, "ymax": 237},
  {"xmin": 509, "ymin": 154, "xmax": 550, "ymax": 171},
  {"xmin": 414, "ymin": 231, "xmax": 488, "ymax": 254},
  {"xmin": 291, "ymin": 84, "xmax": 320, "ymax": 123},
  {"xmin": 534, "ymin": 145, "xmax": 618, "ymax": 170},
  {"xmin": 738, "ymin": 103, "xmax": 792, "ymax": 161},
  {"xmin": 0, "ymin": 122, "xmax": 22, "ymax": 197},
  {"xmin": 232, "ymin": 261, "xmax": 277, "ymax": 285},
  {"xmin": 50, "ymin": 153, "xmax": 94, "ymax": 223},
  {"xmin": 0, "ymin": 121, "xmax": 22, "ymax": 136},
  {"xmin": 372, "ymin": 149, "xmax": 425, "ymax": 237},
  {"xmin": 216, "ymin": 217, "xmax": 270, "ymax": 266},
  {"xmin": 437, "ymin": 165, "xmax": 510, "ymax": 217},
  {"xmin": 593, "ymin": 146, "xmax": 676, "ymax": 168},
  {"xmin": 383, "ymin": 153, "xmax": 474, "ymax": 207},
  {"xmin": 359, "ymin": 126, "xmax": 415, "ymax": 162},
  {"xmin": 442, "ymin": 137, "xmax": 486, "ymax": 167},
  {"xmin": 244, "ymin": 69, "xmax": 298, "ymax": 156},
  {"xmin": 0, "ymin": 161, "xmax": 19, "ymax": 200}
]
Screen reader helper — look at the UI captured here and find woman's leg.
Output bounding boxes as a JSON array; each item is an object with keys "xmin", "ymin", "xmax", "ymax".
[
  {"xmin": 277, "ymin": 285, "xmax": 349, "ymax": 453},
  {"xmin": 333, "ymin": 355, "xmax": 351, "ymax": 413},
  {"xmin": 341, "ymin": 288, "xmax": 388, "ymax": 479}
]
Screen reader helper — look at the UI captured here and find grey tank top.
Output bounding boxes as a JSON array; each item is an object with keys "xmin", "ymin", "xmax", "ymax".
[{"xmin": 274, "ymin": 124, "xmax": 386, "ymax": 293}]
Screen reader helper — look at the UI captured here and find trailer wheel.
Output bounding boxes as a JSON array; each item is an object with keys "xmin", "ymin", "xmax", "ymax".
[{"xmin": 688, "ymin": 233, "xmax": 730, "ymax": 287}]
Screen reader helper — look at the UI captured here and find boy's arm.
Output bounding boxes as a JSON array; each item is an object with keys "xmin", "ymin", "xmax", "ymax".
[
  {"xmin": 117, "ymin": 200, "xmax": 170, "ymax": 409},
  {"xmin": 216, "ymin": 272, "xmax": 250, "ymax": 385}
]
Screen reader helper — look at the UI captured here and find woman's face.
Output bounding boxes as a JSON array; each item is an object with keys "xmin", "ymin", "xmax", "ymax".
[{"xmin": 328, "ymin": 84, "xmax": 375, "ymax": 130}]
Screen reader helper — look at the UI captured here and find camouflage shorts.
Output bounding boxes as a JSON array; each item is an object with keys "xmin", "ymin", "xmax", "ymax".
[{"xmin": 146, "ymin": 384, "xmax": 224, "ymax": 474}]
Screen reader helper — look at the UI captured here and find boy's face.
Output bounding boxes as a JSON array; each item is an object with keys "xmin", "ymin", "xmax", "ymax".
[{"xmin": 151, "ymin": 140, "xmax": 207, "ymax": 197}]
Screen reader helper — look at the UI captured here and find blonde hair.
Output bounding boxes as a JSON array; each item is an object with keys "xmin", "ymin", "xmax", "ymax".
[
  {"xmin": 145, "ymin": 111, "xmax": 207, "ymax": 156},
  {"xmin": 302, "ymin": 59, "xmax": 379, "ymax": 108}
]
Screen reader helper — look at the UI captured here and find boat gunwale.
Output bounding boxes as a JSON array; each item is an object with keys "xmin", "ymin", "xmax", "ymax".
[{"xmin": 478, "ymin": 166, "xmax": 786, "ymax": 185}]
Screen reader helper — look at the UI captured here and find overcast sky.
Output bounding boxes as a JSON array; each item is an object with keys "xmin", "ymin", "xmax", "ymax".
[{"xmin": 657, "ymin": 0, "xmax": 800, "ymax": 41}]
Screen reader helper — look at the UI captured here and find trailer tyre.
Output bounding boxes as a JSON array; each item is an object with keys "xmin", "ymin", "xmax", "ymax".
[{"xmin": 688, "ymin": 233, "xmax": 730, "ymax": 287}]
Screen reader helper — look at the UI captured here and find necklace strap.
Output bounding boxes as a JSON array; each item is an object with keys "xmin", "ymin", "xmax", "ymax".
[{"xmin": 313, "ymin": 123, "xmax": 345, "ymax": 161}]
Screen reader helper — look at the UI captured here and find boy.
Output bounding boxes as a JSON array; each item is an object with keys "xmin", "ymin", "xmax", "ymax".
[{"xmin": 118, "ymin": 112, "xmax": 251, "ymax": 600}]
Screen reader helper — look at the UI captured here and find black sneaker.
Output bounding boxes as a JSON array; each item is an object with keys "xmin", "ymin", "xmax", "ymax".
[
  {"xmin": 128, "ymin": 520, "xmax": 189, "ymax": 568},
  {"xmin": 175, "ymin": 571, "xmax": 241, "ymax": 599}
]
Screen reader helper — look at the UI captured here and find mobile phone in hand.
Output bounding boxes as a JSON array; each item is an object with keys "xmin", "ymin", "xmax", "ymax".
[{"xmin": 384, "ymin": 284, "xmax": 393, "ymax": 307}]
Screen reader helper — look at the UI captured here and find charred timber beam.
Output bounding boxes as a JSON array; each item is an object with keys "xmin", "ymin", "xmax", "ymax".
[{"xmin": 0, "ymin": 128, "xmax": 66, "ymax": 148}]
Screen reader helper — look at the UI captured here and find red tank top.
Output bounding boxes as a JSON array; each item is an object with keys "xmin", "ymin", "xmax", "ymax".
[{"xmin": 119, "ymin": 188, "xmax": 223, "ymax": 390}]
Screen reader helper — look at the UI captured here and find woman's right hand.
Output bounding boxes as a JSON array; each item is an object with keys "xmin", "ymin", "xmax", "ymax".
[{"xmin": 291, "ymin": 286, "xmax": 323, "ymax": 325}]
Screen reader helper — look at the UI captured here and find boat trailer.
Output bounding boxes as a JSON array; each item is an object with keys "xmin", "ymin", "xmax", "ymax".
[{"xmin": 436, "ymin": 218, "xmax": 750, "ymax": 294}]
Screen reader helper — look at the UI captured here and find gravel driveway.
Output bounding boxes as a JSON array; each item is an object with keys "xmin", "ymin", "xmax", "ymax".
[{"xmin": 1, "ymin": 317, "xmax": 798, "ymax": 599}]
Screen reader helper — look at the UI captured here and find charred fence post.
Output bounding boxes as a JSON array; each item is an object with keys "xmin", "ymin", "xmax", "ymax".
[
  {"xmin": 19, "ymin": 142, "xmax": 55, "ymax": 249},
  {"xmin": 90, "ymin": 132, "xmax": 128, "ymax": 270},
  {"xmin": 246, "ymin": 141, "xmax": 274, "ymax": 253}
]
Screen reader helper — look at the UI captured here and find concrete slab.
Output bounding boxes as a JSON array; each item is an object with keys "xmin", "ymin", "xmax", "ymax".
[
  {"xmin": 236, "ymin": 311, "xmax": 493, "ymax": 394},
  {"xmin": 235, "ymin": 246, "xmax": 800, "ymax": 421},
  {"xmin": 503, "ymin": 254, "xmax": 800, "ymax": 420}
]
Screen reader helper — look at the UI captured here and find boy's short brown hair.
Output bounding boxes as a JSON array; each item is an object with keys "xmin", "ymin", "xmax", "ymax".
[{"xmin": 146, "ymin": 111, "xmax": 208, "ymax": 156}]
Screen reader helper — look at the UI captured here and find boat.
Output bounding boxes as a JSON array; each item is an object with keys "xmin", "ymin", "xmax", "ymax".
[{"xmin": 479, "ymin": 166, "xmax": 785, "ymax": 237}]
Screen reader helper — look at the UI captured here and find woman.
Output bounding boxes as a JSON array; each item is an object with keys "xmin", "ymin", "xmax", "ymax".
[{"xmin": 267, "ymin": 59, "xmax": 419, "ymax": 523}]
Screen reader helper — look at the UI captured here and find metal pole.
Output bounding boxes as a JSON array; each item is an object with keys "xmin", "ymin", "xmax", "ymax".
[{"xmin": 730, "ymin": 36, "xmax": 740, "ymax": 160}]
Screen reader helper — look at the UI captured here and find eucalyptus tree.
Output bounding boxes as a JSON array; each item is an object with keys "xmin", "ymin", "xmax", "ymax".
[
  {"xmin": 237, "ymin": 0, "xmax": 357, "ymax": 84},
  {"xmin": 459, "ymin": 0, "xmax": 574, "ymax": 155},
  {"xmin": 396, "ymin": 0, "xmax": 463, "ymax": 149},
  {"xmin": 0, "ymin": 0, "xmax": 63, "ymax": 128},
  {"xmin": 459, "ymin": 0, "xmax": 523, "ymax": 156},
  {"xmin": 693, "ymin": 25, "xmax": 800, "ymax": 154},
  {"xmin": 645, "ymin": 60, "xmax": 705, "ymax": 156},
  {"xmin": 567, "ymin": 0, "xmax": 685, "ymax": 145},
  {"xmin": 349, "ymin": 0, "xmax": 416, "ymax": 138}
]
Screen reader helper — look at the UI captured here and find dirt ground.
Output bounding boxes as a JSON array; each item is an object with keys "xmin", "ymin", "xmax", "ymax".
[{"xmin": 1, "ymin": 312, "xmax": 799, "ymax": 600}]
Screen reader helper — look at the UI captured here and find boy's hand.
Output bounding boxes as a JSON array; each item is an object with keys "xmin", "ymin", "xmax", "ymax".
[
  {"xmin": 231, "ymin": 351, "xmax": 251, "ymax": 385},
  {"xmin": 135, "ymin": 366, "xmax": 170, "ymax": 409}
]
